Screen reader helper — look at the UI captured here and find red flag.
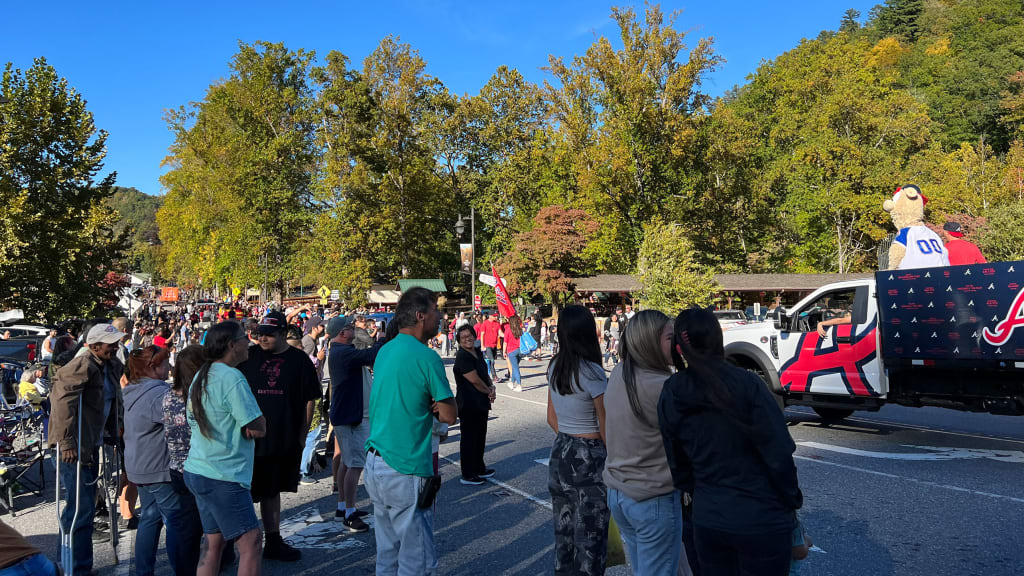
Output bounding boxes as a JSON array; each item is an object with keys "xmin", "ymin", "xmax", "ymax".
[{"xmin": 492, "ymin": 266, "xmax": 517, "ymax": 318}]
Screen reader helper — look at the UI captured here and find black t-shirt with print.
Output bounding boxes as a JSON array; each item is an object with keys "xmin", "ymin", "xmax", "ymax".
[{"xmin": 239, "ymin": 345, "xmax": 321, "ymax": 458}]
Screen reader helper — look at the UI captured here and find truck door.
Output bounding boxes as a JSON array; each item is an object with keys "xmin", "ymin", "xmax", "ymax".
[{"xmin": 777, "ymin": 285, "xmax": 883, "ymax": 397}]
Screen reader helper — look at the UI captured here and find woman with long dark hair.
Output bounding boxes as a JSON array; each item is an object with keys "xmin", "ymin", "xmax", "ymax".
[
  {"xmin": 603, "ymin": 310, "xmax": 690, "ymax": 575},
  {"xmin": 503, "ymin": 315, "xmax": 525, "ymax": 392},
  {"xmin": 184, "ymin": 322, "xmax": 266, "ymax": 576},
  {"xmin": 453, "ymin": 324, "xmax": 497, "ymax": 485},
  {"xmin": 546, "ymin": 305, "xmax": 609, "ymax": 576},
  {"xmin": 658, "ymin": 308, "xmax": 802, "ymax": 576}
]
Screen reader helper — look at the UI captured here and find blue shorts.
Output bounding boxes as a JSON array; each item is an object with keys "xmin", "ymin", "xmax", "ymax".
[{"xmin": 183, "ymin": 471, "xmax": 260, "ymax": 541}]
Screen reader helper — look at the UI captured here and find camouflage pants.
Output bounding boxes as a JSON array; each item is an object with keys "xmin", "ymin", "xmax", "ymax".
[{"xmin": 548, "ymin": 432, "xmax": 610, "ymax": 576}]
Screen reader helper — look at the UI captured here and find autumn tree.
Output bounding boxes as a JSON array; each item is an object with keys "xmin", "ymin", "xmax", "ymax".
[
  {"xmin": 0, "ymin": 58, "xmax": 128, "ymax": 321},
  {"xmin": 499, "ymin": 206, "xmax": 598, "ymax": 311}
]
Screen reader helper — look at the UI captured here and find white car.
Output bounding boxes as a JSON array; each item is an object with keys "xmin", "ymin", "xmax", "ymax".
[
  {"xmin": 713, "ymin": 310, "xmax": 748, "ymax": 330},
  {"xmin": 1, "ymin": 324, "xmax": 51, "ymax": 337}
]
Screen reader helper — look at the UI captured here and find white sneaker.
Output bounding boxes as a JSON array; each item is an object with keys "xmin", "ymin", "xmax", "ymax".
[
  {"xmin": 513, "ymin": 384, "xmax": 522, "ymax": 392},
  {"xmin": 506, "ymin": 380, "xmax": 515, "ymax": 391}
]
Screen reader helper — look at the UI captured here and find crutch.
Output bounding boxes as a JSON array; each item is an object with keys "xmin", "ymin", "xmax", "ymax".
[{"xmin": 55, "ymin": 397, "xmax": 85, "ymax": 576}]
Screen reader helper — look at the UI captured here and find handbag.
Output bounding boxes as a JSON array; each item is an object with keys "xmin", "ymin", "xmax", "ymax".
[{"xmin": 519, "ymin": 331, "xmax": 538, "ymax": 354}]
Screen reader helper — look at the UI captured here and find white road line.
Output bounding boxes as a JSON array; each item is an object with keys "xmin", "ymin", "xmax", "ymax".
[
  {"xmin": 786, "ymin": 408, "xmax": 1024, "ymax": 445},
  {"xmin": 440, "ymin": 456, "xmax": 553, "ymax": 510},
  {"xmin": 496, "ymin": 393, "xmax": 547, "ymax": 407},
  {"xmin": 793, "ymin": 455, "xmax": 1024, "ymax": 504},
  {"xmin": 797, "ymin": 441, "xmax": 1024, "ymax": 463},
  {"xmin": 535, "ymin": 458, "xmax": 550, "ymax": 466}
]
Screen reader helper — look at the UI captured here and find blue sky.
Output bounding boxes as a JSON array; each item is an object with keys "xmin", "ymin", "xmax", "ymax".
[{"xmin": 3, "ymin": 1, "xmax": 878, "ymax": 195}]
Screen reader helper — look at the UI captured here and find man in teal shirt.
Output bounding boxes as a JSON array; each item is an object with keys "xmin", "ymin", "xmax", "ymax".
[{"xmin": 365, "ymin": 287, "xmax": 457, "ymax": 576}]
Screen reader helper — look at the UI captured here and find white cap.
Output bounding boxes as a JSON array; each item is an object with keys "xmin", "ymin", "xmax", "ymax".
[{"xmin": 86, "ymin": 323, "xmax": 126, "ymax": 345}]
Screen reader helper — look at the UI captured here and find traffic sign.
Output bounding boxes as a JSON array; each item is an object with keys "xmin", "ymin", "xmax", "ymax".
[
  {"xmin": 474, "ymin": 294, "xmax": 482, "ymax": 311},
  {"xmin": 317, "ymin": 285, "xmax": 330, "ymax": 299},
  {"xmin": 330, "ymin": 289, "xmax": 340, "ymax": 302}
]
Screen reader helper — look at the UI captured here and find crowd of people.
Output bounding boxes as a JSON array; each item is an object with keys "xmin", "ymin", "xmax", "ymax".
[{"xmin": 1, "ymin": 283, "xmax": 816, "ymax": 576}]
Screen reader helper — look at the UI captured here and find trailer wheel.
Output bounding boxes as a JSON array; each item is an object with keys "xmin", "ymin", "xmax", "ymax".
[{"xmin": 813, "ymin": 408, "xmax": 854, "ymax": 421}]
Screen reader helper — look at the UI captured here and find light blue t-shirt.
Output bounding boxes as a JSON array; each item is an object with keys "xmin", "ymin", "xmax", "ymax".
[{"xmin": 184, "ymin": 363, "xmax": 263, "ymax": 488}]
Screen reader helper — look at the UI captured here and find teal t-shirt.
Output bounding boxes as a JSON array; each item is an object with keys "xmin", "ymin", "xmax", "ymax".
[
  {"xmin": 184, "ymin": 363, "xmax": 263, "ymax": 488},
  {"xmin": 366, "ymin": 333, "xmax": 453, "ymax": 477}
]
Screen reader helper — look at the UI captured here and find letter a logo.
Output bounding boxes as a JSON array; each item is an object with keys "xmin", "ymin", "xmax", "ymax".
[{"xmin": 982, "ymin": 288, "xmax": 1024, "ymax": 347}]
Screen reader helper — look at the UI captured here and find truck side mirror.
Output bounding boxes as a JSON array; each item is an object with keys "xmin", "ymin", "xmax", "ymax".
[{"xmin": 773, "ymin": 308, "xmax": 786, "ymax": 330}]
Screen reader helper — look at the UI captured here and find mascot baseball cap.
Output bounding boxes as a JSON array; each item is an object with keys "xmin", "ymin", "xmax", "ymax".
[{"xmin": 943, "ymin": 221, "xmax": 964, "ymax": 238}]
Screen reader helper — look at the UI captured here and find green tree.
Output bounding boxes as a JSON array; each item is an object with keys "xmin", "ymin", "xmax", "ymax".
[
  {"xmin": 637, "ymin": 222, "xmax": 719, "ymax": 313},
  {"xmin": 840, "ymin": 9, "xmax": 862, "ymax": 33},
  {"xmin": 870, "ymin": 0, "xmax": 924, "ymax": 42},
  {"xmin": 0, "ymin": 58, "xmax": 128, "ymax": 321},
  {"xmin": 976, "ymin": 201, "xmax": 1024, "ymax": 261},
  {"xmin": 159, "ymin": 41, "xmax": 317, "ymax": 295},
  {"xmin": 545, "ymin": 4, "xmax": 722, "ymax": 268}
]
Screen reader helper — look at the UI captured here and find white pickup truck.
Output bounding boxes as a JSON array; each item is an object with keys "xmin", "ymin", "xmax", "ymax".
[{"xmin": 722, "ymin": 261, "xmax": 1024, "ymax": 420}]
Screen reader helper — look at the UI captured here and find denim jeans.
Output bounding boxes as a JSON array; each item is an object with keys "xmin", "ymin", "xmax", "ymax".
[
  {"xmin": 506, "ymin": 348, "xmax": 522, "ymax": 386},
  {"xmin": 608, "ymin": 488, "xmax": 684, "ymax": 576},
  {"xmin": 363, "ymin": 450, "xmax": 437, "ymax": 576},
  {"xmin": 0, "ymin": 554, "xmax": 59, "ymax": 576},
  {"xmin": 300, "ymin": 422, "xmax": 323, "ymax": 476},
  {"xmin": 58, "ymin": 453, "xmax": 98, "ymax": 575},
  {"xmin": 136, "ymin": 477, "xmax": 202, "ymax": 576}
]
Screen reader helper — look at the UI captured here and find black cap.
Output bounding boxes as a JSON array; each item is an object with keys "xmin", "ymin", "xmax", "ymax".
[
  {"xmin": 258, "ymin": 311, "xmax": 288, "ymax": 335},
  {"xmin": 942, "ymin": 221, "xmax": 964, "ymax": 237}
]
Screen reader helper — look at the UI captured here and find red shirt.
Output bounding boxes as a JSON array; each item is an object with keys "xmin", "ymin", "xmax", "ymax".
[
  {"xmin": 479, "ymin": 320, "xmax": 500, "ymax": 349},
  {"xmin": 945, "ymin": 239, "xmax": 987, "ymax": 266},
  {"xmin": 503, "ymin": 323, "xmax": 520, "ymax": 353}
]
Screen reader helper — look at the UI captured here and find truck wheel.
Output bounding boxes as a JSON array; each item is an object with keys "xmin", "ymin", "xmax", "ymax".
[
  {"xmin": 728, "ymin": 355, "xmax": 785, "ymax": 412},
  {"xmin": 813, "ymin": 408, "xmax": 854, "ymax": 421}
]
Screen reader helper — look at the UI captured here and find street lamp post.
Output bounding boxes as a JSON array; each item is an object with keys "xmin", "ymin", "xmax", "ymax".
[{"xmin": 455, "ymin": 207, "xmax": 475, "ymax": 312}]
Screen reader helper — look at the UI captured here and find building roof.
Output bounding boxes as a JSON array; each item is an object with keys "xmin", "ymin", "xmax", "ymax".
[
  {"xmin": 572, "ymin": 274, "xmax": 644, "ymax": 293},
  {"xmin": 397, "ymin": 279, "xmax": 448, "ymax": 293},
  {"xmin": 572, "ymin": 272, "xmax": 875, "ymax": 294},
  {"xmin": 714, "ymin": 273, "xmax": 874, "ymax": 291}
]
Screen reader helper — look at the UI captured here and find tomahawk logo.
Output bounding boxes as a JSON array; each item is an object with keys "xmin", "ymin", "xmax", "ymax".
[
  {"xmin": 982, "ymin": 288, "xmax": 1024, "ymax": 347},
  {"xmin": 780, "ymin": 321, "xmax": 879, "ymax": 397}
]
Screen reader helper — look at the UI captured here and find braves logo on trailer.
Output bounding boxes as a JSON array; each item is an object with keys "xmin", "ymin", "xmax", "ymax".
[
  {"xmin": 982, "ymin": 288, "xmax": 1024, "ymax": 347},
  {"xmin": 779, "ymin": 321, "xmax": 880, "ymax": 396}
]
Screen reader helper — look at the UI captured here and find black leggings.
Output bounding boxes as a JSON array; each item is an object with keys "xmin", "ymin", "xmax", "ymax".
[{"xmin": 694, "ymin": 524, "xmax": 792, "ymax": 576}]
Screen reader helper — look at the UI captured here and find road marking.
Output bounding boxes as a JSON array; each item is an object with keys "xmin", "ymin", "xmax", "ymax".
[
  {"xmin": 786, "ymin": 408, "xmax": 1024, "ymax": 445},
  {"xmin": 496, "ymin": 393, "xmax": 547, "ymax": 407},
  {"xmin": 535, "ymin": 458, "xmax": 550, "ymax": 466},
  {"xmin": 794, "ymin": 455, "xmax": 1024, "ymax": 504},
  {"xmin": 440, "ymin": 456, "xmax": 553, "ymax": 510},
  {"xmin": 798, "ymin": 441, "xmax": 1024, "ymax": 463}
]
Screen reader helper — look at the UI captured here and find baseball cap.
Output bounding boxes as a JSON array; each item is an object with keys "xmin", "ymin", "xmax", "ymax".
[
  {"xmin": 87, "ymin": 323, "xmax": 127, "ymax": 345},
  {"xmin": 943, "ymin": 221, "xmax": 964, "ymax": 238},
  {"xmin": 326, "ymin": 316, "xmax": 355, "ymax": 339},
  {"xmin": 303, "ymin": 316, "xmax": 324, "ymax": 335},
  {"xmin": 258, "ymin": 311, "xmax": 288, "ymax": 335}
]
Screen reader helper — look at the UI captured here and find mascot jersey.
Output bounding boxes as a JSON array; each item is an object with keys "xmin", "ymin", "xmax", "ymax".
[{"xmin": 894, "ymin": 226, "xmax": 950, "ymax": 269}]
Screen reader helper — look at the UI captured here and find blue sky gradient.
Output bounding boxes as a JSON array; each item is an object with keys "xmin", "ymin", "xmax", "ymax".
[{"xmin": 3, "ymin": 1, "xmax": 878, "ymax": 194}]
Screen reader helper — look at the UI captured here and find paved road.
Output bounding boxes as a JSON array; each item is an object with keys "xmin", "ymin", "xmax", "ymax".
[{"xmin": 4, "ymin": 353, "xmax": 1023, "ymax": 575}]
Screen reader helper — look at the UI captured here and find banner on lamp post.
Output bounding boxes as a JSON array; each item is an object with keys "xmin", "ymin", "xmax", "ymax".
[{"xmin": 460, "ymin": 244, "xmax": 473, "ymax": 274}]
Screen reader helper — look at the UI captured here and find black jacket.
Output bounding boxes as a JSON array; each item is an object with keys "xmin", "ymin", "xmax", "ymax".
[{"xmin": 658, "ymin": 363, "xmax": 801, "ymax": 535}]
